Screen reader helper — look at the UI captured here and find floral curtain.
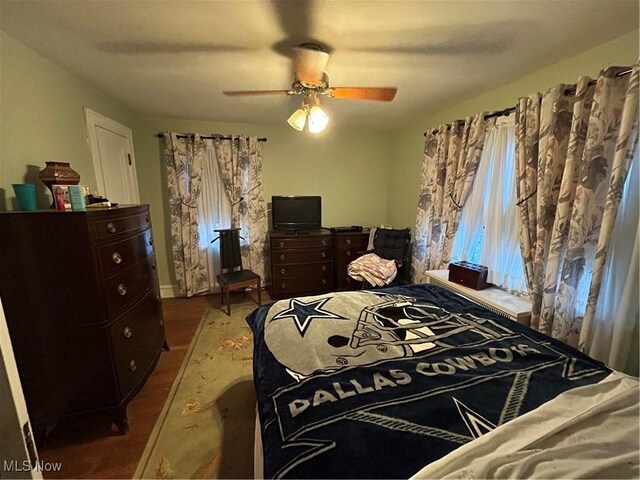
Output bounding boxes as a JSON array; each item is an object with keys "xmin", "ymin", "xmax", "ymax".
[
  {"xmin": 412, "ymin": 114, "xmax": 487, "ymax": 283},
  {"xmin": 212, "ymin": 135, "xmax": 268, "ymax": 282},
  {"xmin": 164, "ymin": 132, "xmax": 209, "ymax": 297},
  {"xmin": 514, "ymin": 65, "xmax": 639, "ymax": 348}
]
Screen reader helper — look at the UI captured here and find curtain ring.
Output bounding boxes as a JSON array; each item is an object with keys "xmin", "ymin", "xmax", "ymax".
[{"xmin": 516, "ymin": 188, "xmax": 537, "ymax": 207}]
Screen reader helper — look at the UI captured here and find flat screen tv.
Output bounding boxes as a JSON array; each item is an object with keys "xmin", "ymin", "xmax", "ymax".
[{"xmin": 272, "ymin": 196, "xmax": 322, "ymax": 231}]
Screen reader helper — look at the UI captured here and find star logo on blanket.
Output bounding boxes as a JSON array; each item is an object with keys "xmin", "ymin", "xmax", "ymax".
[{"xmin": 271, "ymin": 298, "xmax": 342, "ymax": 337}]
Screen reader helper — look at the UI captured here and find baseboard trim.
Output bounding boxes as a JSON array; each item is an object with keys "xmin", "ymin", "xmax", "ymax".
[{"xmin": 160, "ymin": 285, "xmax": 179, "ymax": 298}]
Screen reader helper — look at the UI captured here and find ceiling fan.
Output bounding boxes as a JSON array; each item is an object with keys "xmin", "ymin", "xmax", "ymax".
[{"xmin": 223, "ymin": 43, "xmax": 397, "ymax": 133}]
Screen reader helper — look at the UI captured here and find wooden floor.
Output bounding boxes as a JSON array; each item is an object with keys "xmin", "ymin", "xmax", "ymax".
[{"xmin": 39, "ymin": 290, "xmax": 265, "ymax": 479}]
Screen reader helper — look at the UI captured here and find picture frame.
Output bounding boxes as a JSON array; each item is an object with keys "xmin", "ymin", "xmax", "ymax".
[{"xmin": 52, "ymin": 185, "xmax": 71, "ymax": 211}]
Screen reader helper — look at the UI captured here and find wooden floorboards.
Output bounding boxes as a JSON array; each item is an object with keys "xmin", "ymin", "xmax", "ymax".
[{"xmin": 39, "ymin": 291, "xmax": 265, "ymax": 479}]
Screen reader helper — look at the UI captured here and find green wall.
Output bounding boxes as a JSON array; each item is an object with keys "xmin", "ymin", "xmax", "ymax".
[
  {"xmin": 0, "ymin": 31, "xmax": 391, "ymax": 287},
  {"xmin": 387, "ymin": 29, "xmax": 639, "ymax": 230},
  {"xmin": 0, "ymin": 31, "xmax": 137, "ymax": 210},
  {"xmin": 133, "ymin": 118, "xmax": 391, "ymax": 286}
]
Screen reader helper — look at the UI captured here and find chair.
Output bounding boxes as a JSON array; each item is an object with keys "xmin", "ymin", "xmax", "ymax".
[
  {"xmin": 353, "ymin": 227, "xmax": 412, "ymax": 288},
  {"xmin": 212, "ymin": 228, "xmax": 261, "ymax": 315}
]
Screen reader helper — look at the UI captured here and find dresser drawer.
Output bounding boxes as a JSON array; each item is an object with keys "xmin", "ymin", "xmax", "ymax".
[
  {"xmin": 273, "ymin": 247, "xmax": 332, "ymax": 265},
  {"xmin": 91, "ymin": 211, "xmax": 151, "ymax": 241},
  {"xmin": 109, "ymin": 287, "xmax": 164, "ymax": 363},
  {"xmin": 104, "ymin": 255, "xmax": 157, "ymax": 318},
  {"xmin": 271, "ymin": 236, "xmax": 332, "ymax": 250},
  {"xmin": 335, "ymin": 235, "xmax": 368, "ymax": 249},
  {"xmin": 272, "ymin": 261, "xmax": 332, "ymax": 279},
  {"xmin": 98, "ymin": 229, "xmax": 154, "ymax": 279},
  {"xmin": 114, "ymin": 319, "xmax": 164, "ymax": 400},
  {"xmin": 336, "ymin": 247, "xmax": 364, "ymax": 264},
  {"xmin": 337, "ymin": 275, "xmax": 362, "ymax": 291},
  {"xmin": 272, "ymin": 275, "xmax": 334, "ymax": 295}
]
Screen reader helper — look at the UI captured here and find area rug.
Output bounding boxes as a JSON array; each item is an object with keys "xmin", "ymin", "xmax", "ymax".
[{"xmin": 134, "ymin": 303, "xmax": 258, "ymax": 479}]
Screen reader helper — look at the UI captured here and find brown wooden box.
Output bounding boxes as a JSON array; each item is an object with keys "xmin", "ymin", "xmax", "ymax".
[{"xmin": 448, "ymin": 261, "xmax": 490, "ymax": 290}]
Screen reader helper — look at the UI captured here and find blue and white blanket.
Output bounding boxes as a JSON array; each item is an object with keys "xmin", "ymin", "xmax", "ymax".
[{"xmin": 247, "ymin": 284, "xmax": 610, "ymax": 479}]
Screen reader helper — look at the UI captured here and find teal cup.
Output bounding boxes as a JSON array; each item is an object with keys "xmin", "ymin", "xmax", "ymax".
[{"xmin": 12, "ymin": 184, "xmax": 37, "ymax": 211}]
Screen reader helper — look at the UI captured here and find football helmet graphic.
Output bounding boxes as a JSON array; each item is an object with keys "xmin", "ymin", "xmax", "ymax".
[{"xmin": 264, "ymin": 291, "xmax": 512, "ymax": 378}]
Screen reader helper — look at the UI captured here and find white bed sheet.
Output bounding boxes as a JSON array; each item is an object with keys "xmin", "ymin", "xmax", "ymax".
[
  {"xmin": 254, "ymin": 409, "xmax": 263, "ymax": 480},
  {"xmin": 411, "ymin": 371, "xmax": 639, "ymax": 479}
]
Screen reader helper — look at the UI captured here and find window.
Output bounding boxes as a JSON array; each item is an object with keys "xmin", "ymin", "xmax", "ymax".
[
  {"xmin": 451, "ymin": 116, "xmax": 527, "ymax": 293},
  {"xmin": 197, "ymin": 141, "xmax": 232, "ymax": 292}
]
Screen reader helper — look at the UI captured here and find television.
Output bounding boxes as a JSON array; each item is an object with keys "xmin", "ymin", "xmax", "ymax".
[{"xmin": 272, "ymin": 196, "xmax": 322, "ymax": 231}]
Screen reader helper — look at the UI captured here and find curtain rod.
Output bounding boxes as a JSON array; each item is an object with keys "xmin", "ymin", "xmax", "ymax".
[
  {"xmin": 423, "ymin": 67, "xmax": 634, "ymax": 137},
  {"xmin": 157, "ymin": 133, "xmax": 267, "ymax": 142}
]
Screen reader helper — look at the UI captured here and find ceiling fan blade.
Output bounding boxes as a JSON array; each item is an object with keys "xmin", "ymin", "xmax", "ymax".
[
  {"xmin": 223, "ymin": 90, "xmax": 292, "ymax": 96},
  {"xmin": 329, "ymin": 87, "xmax": 397, "ymax": 102},
  {"xmin": 293, "ymin": 46, "xmax": 330, "ymax": 85}
]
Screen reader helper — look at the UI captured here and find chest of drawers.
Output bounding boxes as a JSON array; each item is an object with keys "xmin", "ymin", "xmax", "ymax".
[
  {"xmin": 0, "ymin": 205, "xmax": 165, "ymax": 442},
  {"xmin": 269, "ymin": 231, "xmax": 334, "ymax": 300},
  {"xmin": 333, "ymin": 231, "xmax": 370, "ymax": 291}
]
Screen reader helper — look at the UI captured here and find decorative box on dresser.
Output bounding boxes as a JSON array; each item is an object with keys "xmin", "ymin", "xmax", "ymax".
[
  {"xmin": 333, "ymin": 230, "xmax": 370, "ymax": 291},
  {"xmin": 0, "ymin": 205, "xmax": 166, "ymax": 443},
  {"xmin": 269, "ymin": 230, "xmax": 334, "ymax": 300}
]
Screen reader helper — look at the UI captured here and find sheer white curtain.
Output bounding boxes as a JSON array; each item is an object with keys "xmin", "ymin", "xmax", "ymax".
[
  {"xmin": 451, "ymin": 115, "xmax": 527, "ymax": 293},
  {"xmin": 197, "ymin": 141, "xmax": 232, "ymax": 293},
  {"xmin": 587, "ymin": 151, "xmax": 639, "ymax": 375}
]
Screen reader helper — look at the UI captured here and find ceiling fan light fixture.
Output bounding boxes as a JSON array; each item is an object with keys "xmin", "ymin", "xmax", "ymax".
[
  {"xmin": 307, "ymin": 105, "xmax": 329, "ymax": 133},
  {"xmin": 287, "ymin": 107, "xmax": 307, "ymax": 131}
]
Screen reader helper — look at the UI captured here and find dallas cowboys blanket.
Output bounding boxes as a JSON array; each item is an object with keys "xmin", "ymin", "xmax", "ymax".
[{"xmin": 246, "ymin": 284, "xmax": 610, "ymax": 479}]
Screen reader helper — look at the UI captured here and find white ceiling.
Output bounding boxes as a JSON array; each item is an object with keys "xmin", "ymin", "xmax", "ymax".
[{"xmin": 1, "ymin": 0, "xmax": 637, "ymax": 130}]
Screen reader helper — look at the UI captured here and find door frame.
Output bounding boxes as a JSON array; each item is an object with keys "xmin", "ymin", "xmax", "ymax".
[
  {"xmin": 0, "ymin": 298, "xmax": 42, "ymax": 479},
  {"xmin": 84, "ymin": 108, "xmax": 140, "ymax": 203}
]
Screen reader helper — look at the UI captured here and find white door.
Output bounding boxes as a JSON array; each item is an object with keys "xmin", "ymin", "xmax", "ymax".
[{"xmin": 84, "ymin": 108, "xmax": 140, "ymax": 204}]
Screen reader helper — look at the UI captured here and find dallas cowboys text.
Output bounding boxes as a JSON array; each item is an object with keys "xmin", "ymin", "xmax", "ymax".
[{"xmin": 289, "ymin": 343, "xmax": 540, "ymax": 418}]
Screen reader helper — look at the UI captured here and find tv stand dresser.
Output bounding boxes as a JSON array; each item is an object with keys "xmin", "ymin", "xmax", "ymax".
[
  {"xmin": 268, "ymin": 229, "xmax": 369, "ymax": 300},
  {"xmin": 0, "ymin": 205, "xmax": 166, "ymax": 443}
]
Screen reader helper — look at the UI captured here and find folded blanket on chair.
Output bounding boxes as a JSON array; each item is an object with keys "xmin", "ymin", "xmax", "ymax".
[{"xmin": 347, "ymin": 252, "xmax": 398, "ymax": 286}]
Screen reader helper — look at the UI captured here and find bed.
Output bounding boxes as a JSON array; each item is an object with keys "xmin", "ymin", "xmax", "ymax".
[{"xmin": 247, "ymin": 284, "xmax": 639, "ymax": 479}]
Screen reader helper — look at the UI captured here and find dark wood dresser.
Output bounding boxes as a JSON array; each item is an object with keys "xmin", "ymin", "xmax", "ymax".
[
  {"xmin": 0, "ymin": 205, "xmax": 165, "ymax": 442},
  {"xmin": 333, "ymin": 230, "xmax": 370, "ymax": 291},
  {"xmin": 269, "ymin": 230, "xmax": 334, "ymax": 300}
]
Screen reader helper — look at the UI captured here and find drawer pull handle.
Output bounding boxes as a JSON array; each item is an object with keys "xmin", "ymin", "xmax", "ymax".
[
  {"xmin": 123, "ymin": 326, "xmax": 133, "ymax": 339},
  {"xmin": 107, "ymin": 222, "xmax": 117, "ymax": 233},
  {"xmin": 321, "ymin": 252, "xmax": 326, "ymax": 258},
  {"xmin": 280, "ymin": 254, "xmax": 285, "ymax": 261},
  {"xmin": 281, "ymin": 268, "xmax": 286, "ymax": 275},
  {"xmin": 281, "ymin": 283, "xmax": 286, "ymax": 289},
  {"xmin": 321, "ymin": 265, "xmax": 327, "ymax": 271},
  {"xmin": 347, "ymin": 277, "xmax": 352, "ymax": 283},
  {"xmin": 347, "ymin": 239, "xmax": 352, "ymax": 245},
  {"xmin": 145, "ymin": 216, "xmax": 150, "ymax": 223},
  {"xmin": 112, "ymin": 252, "xmax": 123, "ymax": 264},
  {"xmin": 152, "ymin": 262, "xmax": 156, "ymax": 270},
  {"xmin": 322, "ymin": 279, "xmax": 327, "ymax": 285},
  {"xmin": 129, "ymin": 360, "xmax": 137, "ymax": 372},
  {"xmin": 321, "ymin": 240, "xmax": 326, "ymax": 246},
  {"xmin": 347, "ymin": 250, "xmax": 351, "ymax": 256},
  {"xmin": 117, "ymin": 284, "xmax": 128, "ymax": 296},
  {"xmin": 279, "ymin": 241, "xmax": 285, "ymax": 248},
  {"xmin": 149, "ymin": 237, "xmax": 154, "ymax": 246}
]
